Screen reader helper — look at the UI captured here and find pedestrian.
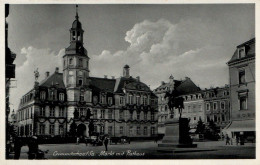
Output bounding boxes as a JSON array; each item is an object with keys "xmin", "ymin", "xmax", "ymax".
[
  {"xmin": 225, "ymin": 134, "xmax": 230, "ymax": 145},
  {"xmin": 154, "ymin": 137, "xmax": 158, "ymax": 143},
  {"xmin": 14, "ymin": 137, "xmax": 22, "ymax": 159},
  {"xmin": 28, "ymin": 136, "xmax": 39, "ymax": 159},
  {"xmin": 104, "ymin": 137, "xmax": 109, "ymax": 151},
  {"xmin": 236, "ymin": 135, "xmax": 240, "ymax": 146},
  {"xmin": 76, "ymin": 137, "xmax": 80, "ymax": 145}
]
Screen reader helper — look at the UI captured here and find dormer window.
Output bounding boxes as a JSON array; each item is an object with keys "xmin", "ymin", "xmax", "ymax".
[
  {"xmin": 238, "ymin": 47, "xmax": 245, "ymax": 58},
  {"xmin": 40, "ymin": 91, "xmax": 46, "ymax": 100}
]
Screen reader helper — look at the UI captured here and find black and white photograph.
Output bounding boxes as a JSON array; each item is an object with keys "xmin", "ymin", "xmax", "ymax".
[{"xmin": 4, "ymin": 1, "xmax": 257, "ymax": 160}]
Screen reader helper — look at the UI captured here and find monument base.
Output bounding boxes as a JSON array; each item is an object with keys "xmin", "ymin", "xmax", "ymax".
[{"xmin": 158, "ymin": 117, "xmax": 197, "ymax": 150}]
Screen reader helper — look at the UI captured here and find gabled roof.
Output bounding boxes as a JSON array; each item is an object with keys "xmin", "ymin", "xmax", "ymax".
[
  {"xmin": 176, "ymin": 78, "xmax": 201, "ymax": 95},
  {"xmin": 228, "ymin": 38, "xmax": 255, "ymax": 64},
  {"xmin": 154, "ymin": 80, "xmax": 182, "ymax": 91},
  {"xmin": 89, "ymin": 77, "xmax": 116, "ymax": 93},
  {"xmin": 114, "ymin": 77, "xmax": 151, "ymax": 93},
  {"xmin": 39, "ymin": 72, "xmax": 65, "ymax": 88}
]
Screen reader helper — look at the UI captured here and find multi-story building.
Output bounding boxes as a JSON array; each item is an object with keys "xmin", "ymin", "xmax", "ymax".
[
  {"xmin": 16, "ymin": 9, "xmax": 158, "ymax": 139},
  {"xmin": 154, "ymin": 76, "xmax": 200, "ymax": 134},
  {"xmin": 224, "ymin": 38, "xmax": 255, "ymax": 140},
  {"xmin": 175, "ymin": 91, "xmax": 205, "ymax": 129},
  {"xmin": 203, "ymin": 86, "xmax": 230, "ymax": 131}
]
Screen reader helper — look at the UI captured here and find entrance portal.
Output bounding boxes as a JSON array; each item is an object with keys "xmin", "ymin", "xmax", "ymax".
[{"xmin": 77, "ymin": 124, "xmax": 87, "ymax": 137}]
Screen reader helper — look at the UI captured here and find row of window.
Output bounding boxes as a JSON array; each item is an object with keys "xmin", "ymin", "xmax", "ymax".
[
  {"xmin": 65, "ymin": 57, "xmax": 87, "ymax": 68},
  {"xmin": 21, "ymin": 93, "xmax": 34, "ymax": 104},
  {"xmin": 126, "ymin": 95, "xmax": 149, "ymax": 105},
  {"xmin": 17, "ymin": 107, "xmax": 33, "ymax": 121},
  {"xmin": 39, "ymin": 124, "xmax": 65, "ymax": 135},
  {"xmin": 206, "ymin": 101, "xmax": 226, "ymax": 111},
  {"xmin": 206, "ymin": 114, "xmax": 229, "ymax": 123},
  {"xmin": 40, "ymin": 91, "xmax": 65, "ymax": 101},
  {"xmin": 39, "ymin": 107, "xmax": 65, "ymax": 117},
  {"xmin": 92, "ymin": 109, "xmax": 155, "ymax": 120},
  {"xmin": 17, "ymin": 124, "xmax": 33, "ymax": 136},
  {"xmin": 104, "ymin": 126, "xmax": 156, "ymax": 136},
  {"xmin": 158, "ymin": 105, "xmax": 168, "ymax": 112}
]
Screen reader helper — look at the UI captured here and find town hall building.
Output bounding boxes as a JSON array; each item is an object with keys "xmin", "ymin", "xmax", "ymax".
[{"xmin": 16, "ymin": 9, "xmax": 158, "ymax": 139}]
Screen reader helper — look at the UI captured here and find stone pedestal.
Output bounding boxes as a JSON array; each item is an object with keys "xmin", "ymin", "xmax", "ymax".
[{"xmin": 158, "ymin": 118, "xmax": 197, "ymax": 148}]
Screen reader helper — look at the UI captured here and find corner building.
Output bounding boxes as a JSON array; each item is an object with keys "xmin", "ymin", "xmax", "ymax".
[
  {"xmin": 224, "ymin": 38, "xmax": 255, "ymax": 140},
  {"xmin": 16, "ymin": 11, "xmax": 158, "ymax": 139}
]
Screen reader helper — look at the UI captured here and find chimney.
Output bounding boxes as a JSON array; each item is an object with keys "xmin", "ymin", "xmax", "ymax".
[
  {"xmin": 45, "ymin": 71, "xmax": 50, "ymax": 78},
  {"xmin": 185, "ymin": 77, "xmax": 190, "ymax": 80},
  {"xmin": 123, "ymin": 64, "xmax": 130, "ymax": 78},
  {"xmin": 136, "ymin": 76, "xmax": 140, "ymax": 82},
  {"xmin": 161, "ymin": 81, "xmax": 165, "ymax": 85},
  {"xmin": 104, "ymin": 75, "xmax": 107, "ymax": 79},
  {"xmin": 111, "ymin": 76, "xmax": 115, "ymax": 79},
  {"xmin": 55, "ymin": 67, "xmax": 59, "ymax": 73},
  {"xmin": 169, "ymin": 74, "xmax": 174, "ymax": 85}
]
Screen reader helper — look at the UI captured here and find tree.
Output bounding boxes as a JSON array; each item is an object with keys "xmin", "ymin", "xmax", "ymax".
[
  {"xmin": 208, "ymin": 120, "xmax": 217, "ymax": 133},
  {"xmin": 88, "ymin": 121, "xmax": 94, "ymax": 136},
  {"xmin": 69, "ymin": 121, "xmax": 77, "ymax": 137},
  {"xmin": 195, "ymin": 118, "xmax": 205, "ymax": 134}
]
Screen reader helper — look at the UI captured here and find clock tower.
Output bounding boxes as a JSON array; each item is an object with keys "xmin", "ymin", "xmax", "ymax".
[{"xmin": 63, "ymin": 6, "xmax": 92, "ymax": 123}]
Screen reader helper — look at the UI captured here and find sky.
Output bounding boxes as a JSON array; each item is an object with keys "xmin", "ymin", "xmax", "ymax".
[{"xmin": 7, "ymin": 4, "xmax": 255, "ymax": 111}]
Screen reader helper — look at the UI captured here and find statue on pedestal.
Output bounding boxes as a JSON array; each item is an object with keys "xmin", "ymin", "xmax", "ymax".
[{"xmin": 34, "ymin": 68, "xmax": 40, "ymax": 82}]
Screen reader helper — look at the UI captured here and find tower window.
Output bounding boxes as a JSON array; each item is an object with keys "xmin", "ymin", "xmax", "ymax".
[
  {"xmin": 78, "ymin": 79, "xmax": 83, "ymax": 86},
  {"xmin": 69, "ymin": 58, "xmax": 73, "ymax": 65},
  {"xmin": 79, "ymin": 59, "xmax": 83, "ymax": 67},
  {"xmin": 72, "ymin": 31, "xmax": 76, "ymax": 40}
]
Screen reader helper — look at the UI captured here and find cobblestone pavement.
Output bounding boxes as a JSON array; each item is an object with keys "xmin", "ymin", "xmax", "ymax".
[{"xmin": 9, "ymin": 140, "xmax": 255, "ymax": 159}]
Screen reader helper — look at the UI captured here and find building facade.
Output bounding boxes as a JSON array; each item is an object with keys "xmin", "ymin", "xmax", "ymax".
[
  {"xmin": 203, "ymin": 86, "xmax": 230, "ymax": 131},
  {"xmin": 175, "ymin": 91, "xmax": 205, "ymax": 129},
  {"xmin": 224, "ymin": 38, "xmax": 255, "ymax": 140},
  {"xmin": 16, "ymin": 10, "xmax": 158, "ymax": 139}
]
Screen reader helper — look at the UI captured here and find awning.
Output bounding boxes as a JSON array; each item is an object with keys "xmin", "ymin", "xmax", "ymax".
[{"xmin": 223, "ymin": 120, "xmax": 255, "ymax": 132}]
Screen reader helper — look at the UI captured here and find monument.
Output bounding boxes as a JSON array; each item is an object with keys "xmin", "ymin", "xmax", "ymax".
[{"xmin": 158, "ymin": 89, "xmax": 197, "ymax": 151}]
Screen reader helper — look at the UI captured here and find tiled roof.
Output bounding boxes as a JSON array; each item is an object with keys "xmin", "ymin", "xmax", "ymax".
[
  {"xmin": 228, "ymin": 38, "xmax": 255, "ymax": 64},
  {"xmin": 39, "ymin": 72, "xmax": 65, "ymax": 88},
  {"xmin": 154, "ymin": 80, "xmax": 182, "ymax": 91},
  {"xmin": 114, "ymin": 77, "xmax": 151, "ymax": 93},
  {"xmin": 175, "ymin": 78, "xmax": 200, "ymax": 95},
  {"xmin": 89, "ymin": 77, "xmax": 116, "ymax": 93}
]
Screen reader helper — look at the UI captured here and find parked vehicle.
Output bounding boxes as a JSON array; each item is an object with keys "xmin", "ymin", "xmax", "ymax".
[
  {"xmin": 120, "ymin": 136, "xmax": 130, "ymax": 144},
  {"xmin": 110, "ymin": 137, "xmax": 121, "ymax": 144},
  {"xmin": 85, "ymin": 136, "xmax": 103, "ymax": 146},
  {"xmin": 28, "ymin": 149, "xmax": 49, "ymax": 159}
]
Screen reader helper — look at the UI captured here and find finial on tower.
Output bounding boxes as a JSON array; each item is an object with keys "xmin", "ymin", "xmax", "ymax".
[{"xmin": 75, "ymin": 5, "xmax": 79, "ymax": 20}]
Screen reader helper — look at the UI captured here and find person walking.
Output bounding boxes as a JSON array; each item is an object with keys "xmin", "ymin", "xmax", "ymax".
[
  {"xmin": 76, "ymin": 137, "xmax": 80, "ymax": 145},
  {"xmin": 225, "ymin": 134, "xmax": 230, "ymax": 145},
  {"xmin": 236, "ymin": 135, "xmax": 240, "ymax": 146},
  {"xmin": 28, "ymin": 136, "xmax": 39, "ymax": 159},
  {"xmin": 104, "ymin": 137, "xmax": 109, "ymax": 151},
  {"xmin": 14, "ymin": 137, "xmax": 23, "ymax": 159}
]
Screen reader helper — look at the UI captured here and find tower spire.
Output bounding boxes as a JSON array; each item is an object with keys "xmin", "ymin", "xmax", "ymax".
[{"xmin": 75, "ymin": 5, "xmax": 79, "ymax": 20}]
